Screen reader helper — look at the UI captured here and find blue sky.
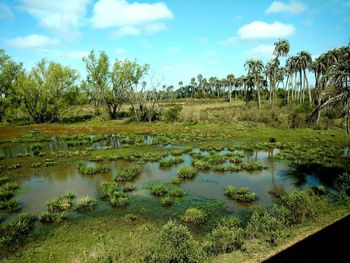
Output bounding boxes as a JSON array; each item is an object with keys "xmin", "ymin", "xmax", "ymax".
[{"xmin": 0, "ymin": 0, "xmax": 349, "ymax": 87}]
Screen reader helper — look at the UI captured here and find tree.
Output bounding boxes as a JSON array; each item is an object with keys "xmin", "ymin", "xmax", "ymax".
[
  {"xmin": 226, "ymin": 74, "xmax": 235, "ymax": 103},
  {"xmin": 245, "ymin": 59, "xmax": 264, "ymax": 108},
  {"xmin": 83, "ymin": 50, "xmax": 109, "ymax": 114},
  {"xmin": 0, "ymin": 50, "xmax": 23, "ymax": 121},
  {"xmin": 296, "ymin": 51, "xmax": 312, "ymax": 104},
  {"xmin": 17, "ymin": 59, "xmax": 79, "ymax": 123}
]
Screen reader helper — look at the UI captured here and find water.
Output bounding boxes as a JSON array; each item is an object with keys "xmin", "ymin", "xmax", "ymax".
[{"xmin": 13, "ymin": 148, "xmax": 330, "ymax": 214}]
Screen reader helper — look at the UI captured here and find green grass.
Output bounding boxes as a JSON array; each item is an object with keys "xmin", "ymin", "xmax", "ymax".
[
  {"xmin": 181, "ymin": 207, "xmax": 207, "ymax": 224},
  {"xmin": 115, "ymin": 166, "xmax": 141, "ymax": 181},
  {"xmin": 159, "ymin": 156, "xmax": 184, "ymax": 167},
  {"xmin": 177, "ymin": 166, "xmax": 198, "ymax": 179},
  {"xmin": 240, "ymin": 161, "xmax": 267, "ymax": 171},
  {"xmin": 76, "ymin": 196, "xmax": 97, "ymax": 212},
  {"xmin": 77, "ymin": 162, "xmax": 109, "ymax": 175},
  {"xmin": 149, "ymin": 183, "xmax": 168, "ymax": 197},
  {"xmin": 225, "ymin": 186, "xmax": 257, "ymax": 202},
  {"xmin": 47, "ymin": 192, "xmax": 75, "ymax": 213}
]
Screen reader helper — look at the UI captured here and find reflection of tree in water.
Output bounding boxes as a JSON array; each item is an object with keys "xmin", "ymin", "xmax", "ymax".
[{"xmin": 268, "ymin": 148, "xmax": 286, "ymax": 198}]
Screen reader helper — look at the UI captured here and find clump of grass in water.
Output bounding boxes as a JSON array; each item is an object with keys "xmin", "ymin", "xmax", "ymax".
[
  {"xmin": 192, "ymin": 159, "xmax": 211, "ymax": 170},
  {"xmin": 240, "ymin": 161, "xmax": 267, "ymax": 170},
  {"xmin": 177, "ymin": 166, "xmax": 197, "ymax": 179},
  {"xmin": 160, "ymin": 196, "xmax": 174, "ymax": 207},
  {"xmin": 0, "ymin": 199, "xmax": 21, "ymax": 213},
  {"xmin": 77, "ymin": 162, "xmax": 109, "ymax": 175},
  {"xmin": 168, "ymin": 187, "xmax": 185, "ymax": 198},
  {"xmin": 115, "ymin": 166, "xmax": 141, "ymax": 182},
  {"xmin": 47, "ymin": 192, "xmax": 75, "ymax": 213},
  {"xmin": 122, "ymin": 183, "xmax": 136, "ymax": 192},
  {"xmin": 39, "ymin": 211, "xmax": 67, "ymax": 224},
  {"xmin": 76, "ymin": 196, "xmax": 97, "ymax": 212},
  {"xmin": 225, "ymin": 185, "xmax": 257, "ymax": 202},
  {"xmin": 181, "ymin": 207, "xmax": 206, "ymax": 224},
  {"xmin": 229, "ymin": 156, "xmax": 243, "ymax": 163},
  {"xmin": 99, "ymin": 182, "xmax": 128, "ymax": 208},
  {"xmin": 159, "ymin": 156, "xmax": 184, "ymax": 167},
  {"xmin": 149, "ymin": 183, "xmax": 168, "ymax": 197}
]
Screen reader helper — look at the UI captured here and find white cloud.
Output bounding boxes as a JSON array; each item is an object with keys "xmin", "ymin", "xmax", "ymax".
[
  {"xmin": 249, "ymin": 44, "xmax": 275, "ymax": 59},
  {"xmin": 65, "ymin": 50, "xmax": 89, "ymax": 59},
  {"xmin": 238, "ymin": 21, "xmax": 295, "ymax": 39},
  {"xmin": 6, "ymin": 34, "xmax": 60, "ymax": 48},
  {"xmin": 91, "ymin": 0, "xmax": 173, "ymax": 37},
  {"xmin": 20, "ymin": 0, "xmax": 90, "ymax": 39},
  {"xmin": 0, "ymin": 3, "xmax": 14, "ymax": 21},
  {"xmin": 114, "ymin": 48, "xmax": 127, "ymax": 55},
  {"xmin": 266, "ymin": 1, "xmax": 306, "ymax": 15}
]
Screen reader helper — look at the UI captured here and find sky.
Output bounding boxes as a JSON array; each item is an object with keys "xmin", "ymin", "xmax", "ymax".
[{"xmin": 0, "ymin": 0, "xmax": 349, "ymax": 87}]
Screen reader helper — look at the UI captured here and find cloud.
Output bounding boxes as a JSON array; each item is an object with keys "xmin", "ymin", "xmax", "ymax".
[
  {"xmin": 114, "ymin": 48, "xmax": 127, "ymax": 55},
  {"xmin": 65, "ymin": 50, "xmax": 89, "ymax": 59},
  {"xmin": 6, "ymin": 34, "xmax": 60, "ymax": 48},
  {"xmin": 20, "ymin": 0, "xmax": 90, "ymax": 39},
  {"xmin": 266, "ymin": 1, "xmax": 306, "ymax": 15},
  {"xmin": 249, "ymin": 44, "xmax": 275, "ymax": 59},
  {"xmin": 91, "ymin": 0, "xmax": 173, "ymax": 37},
  {"xmin": 238, "ymin": 21, "xmax": 295, "ymax": 39},
  {"xmin": 0, "ymin": 3, "xmax": 14, "ymax": 21}
]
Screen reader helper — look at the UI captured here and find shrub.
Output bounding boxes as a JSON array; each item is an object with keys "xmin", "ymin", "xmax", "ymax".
[
  {"xmin": 76, "ymin": 196, "xmax": 97, "ymax": 212},
  {"xmin": 150, "ymin": 183, "xmax": 168, "ymax": 197},
  {"xmin": 77, "ymin": 162, "xmax": 109, "ymax": 175},
  {"xmin": 39, "ymin": 211, "xmax": 66, "ymax": 224},
  {"xmin": 47, "ymin": 192, "xmax": 75, "ymax": 213},
  {"xmin": 177, "ymin": 166, "xmax": 197, "ymax": 179},
  {"xmin": 115, "ymin": 166, "xmax": 141, "ymax": 181},
  {"xmin": 161, "ymin": 197, "xmax": 174, "ymax": 207},
  {"xmin": 181, "ymin": 208, "xmax": 206, "ymax": 224},
  {"xmin": 163, "ymin": 106, "xmax": 183, "ymax": 122},
  {"xmin": 204, "ymin": 224, "xmax": 244, "ymax": 255},
  {"xmin": 144, "ymin": 220, "xmax": 205, "ymax": 263},
  {"xmin": 277, "ymin": 190, "xmax": 327, "ymax": 225},
  {"xmin": 225, "ymin": 185, "xmax": 257, "ymax": 202}
]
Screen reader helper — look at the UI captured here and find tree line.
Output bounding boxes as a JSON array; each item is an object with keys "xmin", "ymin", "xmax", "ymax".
[{"xmin": 0, "ymin": 39, "xmax": 349, "ymax": 128}]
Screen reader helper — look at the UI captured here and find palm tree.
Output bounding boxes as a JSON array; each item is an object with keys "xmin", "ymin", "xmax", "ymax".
[
  {"xmin": 226, "ymin": 74, "xmax": 235, "ymax": 103},
  {"xmin": 245, "ymin": 59, "xmax": 264, "ymax": 108},
  {"xmin": 265, "ymin": 58, "xmax": 280, "ymax": 106},
  {"xmin": 296, "ymin": 51, "xmax": 312, "ymax": 103}
]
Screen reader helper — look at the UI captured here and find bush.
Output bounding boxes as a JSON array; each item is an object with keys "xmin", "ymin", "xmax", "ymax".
[
  {"xmin": 181, "ymin": 208, "xmax": 206, "ymax": 224},
  {"xmin": 177, "ymin": 166, "xmax": 197, "ymax": 179},
  {"xmin": 145, "ymin": 220, "xmax": 205, "ymax": 263},
  {"xmin": 76, "ymin": 196, "xmax": 97, "ymax": 212},
  {"xmin": 225, "ymin": 185, "xmax": 257, "ymax": 202},
  {"xmin": 277, "ymin": 190, "xmax": 327, "ymax": 225},
  {"xmin": 163, "ymin": 106, "xmax": 183, "ymax": 122},
  {"xmin": 115, "ymin": 166, "xmax": 141, "ymax": 181}
]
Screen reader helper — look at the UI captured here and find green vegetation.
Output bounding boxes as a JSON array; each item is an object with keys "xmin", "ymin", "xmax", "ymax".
[
  {"xmin": 225, "ymin": 186, "xmax": 257, "ymax": 202},
  {"xmin": 47, "ymin": 192, "xmax": 75, "ymax": 213},
  {"xmin": 99, "ymin": 181, "xmax": 128, "ymax": 208},
  {"xmin": 181, "ymin": 207, "xmax": 207, "ymax": 224},
  {"xmin": 240, "ymin": 161, "xmax": 267, "ymax": 170},
  {"xmin": 115, "ymin": 166, "xmax": 141, "ymax": 181},
  {"xmin": 160, "ymin": 196, "xmax": 174, "ymax": 207},
  {"xmin": 76, "ymin": 196, "xmax": 97, "ymax": 212},
  {"xmin": 177, "ymin": 166, "xmax": 198, "ymax": 179},
  {"xmin": 149, "ymin": 183, "xmax": 168, "ymax": 197},
  {"xmin": 77, "ymin": 162, "xmax": 109, "ymax": 175},
  {"xmin": 159, "ymin": 156, "xmax": 184, "ymax": 167}
]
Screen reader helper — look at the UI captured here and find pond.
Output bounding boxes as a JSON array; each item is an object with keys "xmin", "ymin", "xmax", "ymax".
[{"xmin": 13, "ymin": 147, "xmax": 330, "ymax": 214}]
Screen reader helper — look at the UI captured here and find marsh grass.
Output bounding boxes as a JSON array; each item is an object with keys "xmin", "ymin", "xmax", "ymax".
[
  {"xmin": 47, "ymin": 192, "xmax": 75, "ymax": 213},
  {"xmin": 115, "ymin": 166, "xmax": 141, "ymax": 181},
  {"xmin": 122, "ymin": 183, "xmax": 136, "ymax": 192},
  {"xmin": 76, "ymin": 196, "xmax": 97, "ymax": 212},
  {"xmin": 181, "ymin": 207, "xmax": 206, "ymax": 224},
  {"xmin": 0, "ymin": 199, "xmax": 21, "ymax": 213},
  {"xmin": 149, "ymin": 183, "xmax": 168, "ymax": 197},
  {"xmin": 240, "ymin": 161, "xmax": 267, "ymax": 170},
  {"xmin": 77, "ymin": 162, "xmax": 109, "ymax": 175},
  {"xmin": 160, "ymin": 196, "xmax": 174, "ymax": 207},
  {"xmin": 177, "ymin": 166, "xmax": 198, "ymax": 179},
  {"xmin": 99, "ymin": 181, "xmax": 128, "ymax": 207},
  {"xmin": 225, "ymin": 185, "xmax": 257, "ymax": 202},
  {"xmin": 39, "ymin": 211, "xmax": 66, "ymax": 224},
  {"xmin": 159, "ymin": 156, "xmax": 184, "ymax": 167}
]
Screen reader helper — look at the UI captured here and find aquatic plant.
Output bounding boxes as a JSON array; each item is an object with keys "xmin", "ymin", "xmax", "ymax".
[
  {"xmin": 171, "ymin": 177, "xmax": 182, "ymax": 185},
  {"xmin": 225, "ymin": 186, "xmax": 257, "ymax": 202},
  {"xmin": 39, "ymin": 211, "xmax": 66, "ymax": 224},
  {"xmin": 161, "ymin": 196, "xmax": 174, "ymax": 207},
  {"xmin": 0, "ymin": 176, "xmax": 9, "ymax": 185},
  {"xmin": 210, "ymin": 165, "xmax": 226, "ymax": 172},
  {"xmin": 334, "ymin": 172, "xmax": 350, "ymax": 194},
  {"xmin": 115, "ymin": 166, "xmax": 141, "ymax": 181},
  {"xmin": 159, "ymin": 156, "xmax": 184, "ymax": 167},
  {"xmin": 0, "ymin": 189, "xmax": 15, "ymax": 201},
  {"xmin": 229, "ymin": 156, "xmax": 243, "ymax": 163},
  {"xmin": 30, "ymin": 144, "xmax": 42, "ymax": 155},
  {"xmin": 181, "ymin": 208, "xmax": 206, "ymax": 224},
  {"xmin": 225, "ymin": 165, "xmax": 241, "ymax": 172},
  {"xmin": 0, "ymin": 153, "xmax": 4, "ymax": 160},
  {"xmin": 168, "ymin": 187, "xmax": 185, "ymax": 198},
  {"xmin": 0, "ymin": 199, "xmax": 21, "ymax": 213},
  {"xmin": 76, "ymin": 196, "xmax": 97, "ymax": 212},
  {"xmin": 122, "ymin": 183, "xmax": 136, "ymax": 192},
  {"xmin": 192, "ymin": 159, "xmax": 211, "ymax": 170},
  {"xmin": 110, "ymin": 195, "xmax": 128, "ymax": 207},
  {"xmin": 240, "ymin": 161, "xmax": 267, "ymax": 170},
  {"xmin": 77, "ymin": 162, "xmax": 109, "ymax": 175},
  {"xmin": 47, "ymin": 192, "xmax": 75, "ymax": 213},
  {"xmin": 177, "ymin": 166, "xmax": 198, "ymax": 179},
  {"xmin": 150, "ymin": 183, "xmax": 168, "ymax": 197}
]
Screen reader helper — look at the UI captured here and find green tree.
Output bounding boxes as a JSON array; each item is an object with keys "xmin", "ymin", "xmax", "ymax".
[
  {"xmin": 17, "ymin": 59, "xmax": 79, "ymax": 123},
  {"xmin": 245, "ymin": 59, "xmax": 264, "ymax": 108}
]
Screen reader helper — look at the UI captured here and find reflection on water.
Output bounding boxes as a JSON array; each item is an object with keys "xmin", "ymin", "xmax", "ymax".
[{"xmin": 14, "ymin": 148, "xmax": 332, "ymax": 214}]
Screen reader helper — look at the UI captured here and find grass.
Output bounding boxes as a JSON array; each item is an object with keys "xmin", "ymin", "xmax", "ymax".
[
  {"xmin": 149, "ymin": 183, "xmax": 168, "ymax": 197},
  {"xmin": 159, "ymin": 156, "xmax": 184, "ymax": 167},
  {"xmin": 76, "ymin": 196, "xmax": 97, "ymax": 212},
  {"xmin": 181, "ymin": 207, "xmax": 207, "ymax": 224},
  {"xmin": 0, "ymin": 199, "xmax": 21, "ymax": 213},
  {"xmin": 115, "ymin": 166, "xmax": 141, "ymax": 182},
  {"xmin": 77, "ymin": 162, "xmax": 109, "ymax": 175},
  {"xmin": 177, "ymin": 166, "xmax": 198, "ymax": 179},
  {"xmin": 160, "ymin": 197, "xmax": 174, "ymax": 207},
  {"xmin": 240, "ymin": 161, "xmax": 267, "ymax": 171},
  {"xmin": 99, "ymin": 181, "xmax": 128, "ymax": 208},
  {"xmin": 225, "ymin": 185, "xmax": 257, "ymax": 202},
  {"xmin": 122, "ymin": 183, "xmax": 136, "ymax": 192},
  {"xmin": 47, "ymin": 192, "xmax": 75, "ymax": 213}
]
